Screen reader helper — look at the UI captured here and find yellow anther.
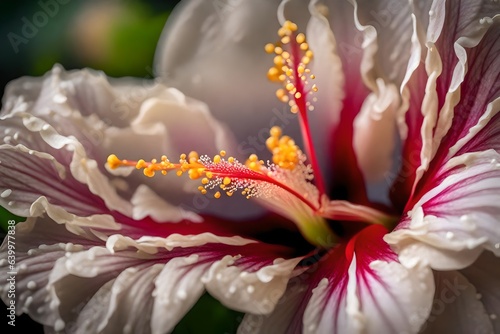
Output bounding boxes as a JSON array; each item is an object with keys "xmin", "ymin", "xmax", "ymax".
[
  {"xmin": 265, "ymin": 43, "xmax": 275, "ymax": 53},
  {"xmin": 310, "ymin": 74, "xmax": 316, "ymax": 79},
  {"xmin": 290, "ymin": 105, "xmax": 299, "ymax": 113},
  {"xmin": 220, "ymin": 150, "xmax": 226, "ymax": 157},
  {"xmin": 270, "ymin": 126, "xmax": 282, "ymax": 137},
  {"xmin": 276, "ymin": 88, "xmax": 288, "ymax": 103},
  {"xmin": 176, "ymin": 170, "xmax": 183, "ymax": 176},
  {"xmin": 285, "ymin": 83, "xmax": 295, "ymax": 91},
  {"xmin": 226, "ymin": 191, "xmax": 233, "ymax": 197},
  {"xmin": 201, "ymin": 189, "xmax": 207, "ymax": 195},
  {"xmin": 143, "ymin": 168, "xmax": 155, "ymax": 177},
  {"xmin": 214, "ymin": 191, "xmax": 221, "ymax": 199},
  {"xmin": 180, "ymin": 153, "xmax": 187, "ymax": 161},
  {"xmin": 213, "ymin": 155, "xmax": 221, "ymax": 163},
  {"xmin": 248, "ymin": 154, "xmax": 259, "ymax": 162},
  {"xmin": 202, "ymin": 178, "xmax": 209, "ymax": 185},
  {"xmin": 300, "ymin": 42, "xmax": 309, "ymax": 51},
  {"xmin": 228, "ymin": 157, "xmax": 235, "ymax": 163},
  {"xmin": 296, "ymin": 33, "xmax": 306, "ymax": 44},
  {"xmin": 267, "ymin": 67, "xmax": 281, "ymax": 82},
  {"xmin": 281, "ymin": 51, "xmax": 290, "ymax": 59},
  {"xmin": 295, "ymin": 92, "xmax": 302, "ymax": 99},
  {"xmin": 281, "ymin": 36, "xmax": 290, "ymax": 44},
  {"xmin": 274, "ymin": 55, "xmax": 284, "ymax": 66},
  {"xmin": 274, "ymin": 46, "xmax": 283, "ymax": 55},
  {"xmin": 107, "ymin": 154, "xmax": 123, "ymax": 169},
  {"xmin": 206, "ymin": 171, "xmax": 213, "ymax": 179},
  {"xmin": 188, "ymin": 151, "xmax": 199, "ymax": 163},
  {"xmin": 278, "ymin": 27, "xmax": 287, "ymax": 37},
  {"xmin": 312, "ymin": 84, "xmax": 318, "ymax": 92},
  {"xmin": 136, "ymin": 159, "xmax": 147, "ymax": 169},
  {"xmin": 283, "ymin": 20, "xmax": 298, "ymax": 32},
  {"xmin": 223, "ymin": 177, "xmax": 231, "ymax": 185},
  {"xmin": 161, "ymin": 170, "xmax": 167, "ymax": 175},
  {"xmin": 302, "ymin": 56, "xmax": 311, "ymax": 65},
  {"xmin": 188, "ymin": 168, "xmax": 202, "ymax": 180}
]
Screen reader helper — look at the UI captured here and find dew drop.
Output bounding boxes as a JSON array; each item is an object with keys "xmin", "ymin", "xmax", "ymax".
[
  {"xmin": 476, "ymin": 293, "xmax": 482, "ymax": 300},
  {"xmin": 247, "ymin": 285, "xmax": 255, "ymax": 294},
  {"xmin": 177, "ymin": 290, "xmax": 187, "ymax": 300},
  {"xmin": 27, "ymin": 281, "xmax": 37, "ymax": 290},
  {"xmin": 494, "ymin": 243, "xmax": 500, "ymax": 249},
  {"xmin": 445, "ymin": 231, "xmax": 454, "ymax": 240},
  {"xmin": 54, "ymin": 319, "xmax": 65, "ymax": 331},
  {"xmin": 490, "ymin": 314, "xmax": 497, "ymax": 320},
  {"xmin": 53, "ymin": 94, "xmax": 67, "ymax": 104},
  {"xmin": 124, "ymin": 324, "xmax": 132, "ymax": 334},
  {"xmin": 50, "ymin": 299, "xmax": 58, "ymax": 310},
  {"xmin": 25, "ymin": 296, "xmax": 33, "ymax": 308},
  {"xmin": 42, "ymin": 124, "xmax": 50, "ymax": 131}
]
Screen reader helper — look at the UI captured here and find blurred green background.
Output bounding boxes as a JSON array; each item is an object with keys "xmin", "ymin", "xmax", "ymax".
[{"xmin": 0, "ymin": 1, "xmax": 243, "ymax": 332}]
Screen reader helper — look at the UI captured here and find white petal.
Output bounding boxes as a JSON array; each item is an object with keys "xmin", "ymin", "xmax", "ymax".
[
  {"xmin": 420, "ymin": 270, "xmax": 494, "ymax": 334},
  {"xmin": 205, "ymin": 256, "xmax": 302, "ymax": 315},
  {"xmin": 130, "ymin": 184, "xmax": 202, "ymax": 223},
  {"xmin": 151, "ymin": 256, "xmax": 207, "ymax": 334},
  {"xmin": 460, "ymin": 251, "xmax": 500, "ymax": 332},
  {"xmin": 306, "ymin": 0, "xmax": 345, "ymax": 158},
  {"xmin": 353, "ymin": 80, "xmax": 399, "ymax": 181},
  {"xmin": 237, "ymin": 282, "xmax": 307, "ymax": 334},
  {"xmin": 155, "ymin": 0, "xmax": 301, "ymax": 154},
  {"xmin": 386, "ymin": 150, "xmax": 500, "ymax": 270}
]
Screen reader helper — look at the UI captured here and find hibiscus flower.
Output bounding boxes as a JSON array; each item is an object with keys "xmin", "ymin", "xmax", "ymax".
[{"xmin": 1, "ymin": 1, "xmax": 499, "ymax": 334}]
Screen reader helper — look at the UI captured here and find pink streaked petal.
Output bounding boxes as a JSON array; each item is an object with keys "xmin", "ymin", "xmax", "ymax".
[
  {"xmin": 391, "ymin": 3, "xmax": 500, "ymax": 208},
  {"xmin": 249, "ymin": 225, "xmax": 434, "ymax": 334},
  {"xmin": 0, "ymin": 217, "xmax": 100, "ymax": 328},
  {"xmin": 386, "ymin": 150, "xmax": 500, "ymax": 270},
  {"xmin": 0, "ymin": 112, "xmax": 132, "ymax": 218},
  {"xmin": 303, "ymin": 225, "xmax": 434, "ymax": 334},
  {"xmin": 416, "ymin": 9, "xmax": 500, "ymax": 190},
  {"xmin": 9, "ymin": 212, "xmax": 297, "ymax": 333},
  {"xmin": 105, "ymin": 232, "xmax": 301, "ymax": 315}
]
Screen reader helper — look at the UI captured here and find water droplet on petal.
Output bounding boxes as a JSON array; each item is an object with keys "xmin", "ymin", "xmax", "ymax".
[{"xmin": 54, "ymin": 319, "xmax": 65, "ymax": 331}]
